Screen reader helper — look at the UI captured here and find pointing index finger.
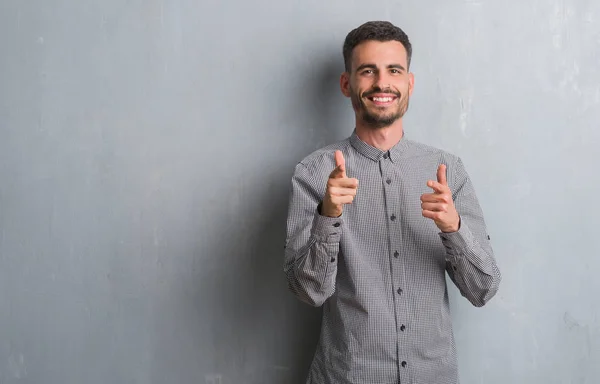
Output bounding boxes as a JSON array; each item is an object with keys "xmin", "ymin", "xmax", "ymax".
[
  {"xmin": 427, "ymin": 179, "xmax": 447, "ymax": 194},
  {"xmin": 335, "ymin": 151, "xmax": 345, "ymax": 171},
  {"xmin": 330, "ymin": 150, "xmax": 347, "ymax": 179},
  {"xmin": 437, "ymin": 164, "xmax": 447, "ymax": 186}
]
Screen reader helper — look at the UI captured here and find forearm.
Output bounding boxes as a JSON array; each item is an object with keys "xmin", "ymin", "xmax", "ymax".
[
  {"xmin": 284, "ymin": 213, "xmax": 341, "ymax": 307},
  {"xmin": 440, "ymin": 221, "xmax": 501, "ymax": 307}
]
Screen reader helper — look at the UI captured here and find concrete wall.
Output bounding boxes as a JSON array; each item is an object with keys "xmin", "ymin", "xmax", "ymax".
[{"xmin": 1, "ymin": 1, "xmax": 599, "ymax": 383}]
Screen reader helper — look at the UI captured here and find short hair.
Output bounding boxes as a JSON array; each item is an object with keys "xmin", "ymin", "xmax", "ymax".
[{"xmin": 342, "ymin": 21, "xmax": 412, "ymax": 72}]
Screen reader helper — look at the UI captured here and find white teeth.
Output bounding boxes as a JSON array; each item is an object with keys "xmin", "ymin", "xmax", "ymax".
[{"xmin": 373, "ymin": 97, "xmax": 393, "ymax": 102}]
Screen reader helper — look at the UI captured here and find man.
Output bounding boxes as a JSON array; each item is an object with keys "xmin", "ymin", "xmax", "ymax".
[{"xmin": 283, "ymin": 20, "xmax": 501, "ymax": 384}]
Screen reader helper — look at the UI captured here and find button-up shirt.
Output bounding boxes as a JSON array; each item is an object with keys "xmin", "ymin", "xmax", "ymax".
[{"xmin": 283, "ymin": 131, "xmax": 501, "ymax": 384}]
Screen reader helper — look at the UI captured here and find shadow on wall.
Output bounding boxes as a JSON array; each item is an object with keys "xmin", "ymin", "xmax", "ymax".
[
  {"xmin": 297, "ymin": 45, "xmax": 352, "ymax": 150},
  {"xmin": 198, "ymin": 51, "xmax": 348, "ymax": 384},
  {"xmin": 241, "ymin": 49, "xmax": 350, "ymax": 384}
]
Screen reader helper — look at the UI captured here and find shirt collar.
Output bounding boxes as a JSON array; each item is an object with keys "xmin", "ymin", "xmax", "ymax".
[{"xmin": 349, "ymin": 129, "xmax": 409, "ymax": 163}]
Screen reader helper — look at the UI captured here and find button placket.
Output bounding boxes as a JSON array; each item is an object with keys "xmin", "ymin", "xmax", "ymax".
[{"xmin": 381, "ymin": 156, "xmax": 408, "ymax": 374}]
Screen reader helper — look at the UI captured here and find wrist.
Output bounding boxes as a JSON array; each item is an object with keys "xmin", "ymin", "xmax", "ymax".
[
  {"xmin": 442, "ymin": 216, "xmax": 461, "ymax": 233},
  {"xmin": 319, "ymin": 201, "xmax": 342, "ymax": 218}
]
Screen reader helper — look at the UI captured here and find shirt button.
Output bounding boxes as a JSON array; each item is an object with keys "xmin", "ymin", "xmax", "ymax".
[
  {"xmin": 386, "ymin": 179, "xmax": 392, "ymax": 184},
  {"xmin": 397, "ymin": 288, "xmax": 403, "ymax": 295},
  {"xmin": 383, "ymin": 153, "xmax": 388, "ymax": 159},
  {"xmin": 330, "ymin": 258, "xmax": 336, "ymax": 262},
  {"xmin": 390, "ymin": 214, "xmax": 396, "ymax": 221},
  {"xmin": 401, "ymin": 361, "xmax": 407, "ymax": 368},
  {"xmin": 333, "ymin": 222, "xmax": 341, "ymax": 227},
  {"xmin": 394, "ymin": 251, "xmax": 399, "ymax": 258},
  {"xmin": 400, "ymin": 325, "xmax": 406, "ymax": 331}
]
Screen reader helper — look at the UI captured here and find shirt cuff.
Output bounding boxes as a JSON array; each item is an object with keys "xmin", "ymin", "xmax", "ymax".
[
  {"xmin": 438, "ymin": 220, "xmax": 474, "ymax": 257},
  {"xmin": 310, "ymin": 208, "xmax": 343, "ymax": 243}
]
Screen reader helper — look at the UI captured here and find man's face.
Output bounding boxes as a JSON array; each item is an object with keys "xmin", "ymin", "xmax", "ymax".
[{"xmin": 341, "ymin": 40, "xmax": 414, "ymax": 129}]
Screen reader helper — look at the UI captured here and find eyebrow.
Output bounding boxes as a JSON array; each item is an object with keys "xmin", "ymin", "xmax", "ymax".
[{"xmin": 355, "ymin": 63, "xmax": 406, "ymax": 72}]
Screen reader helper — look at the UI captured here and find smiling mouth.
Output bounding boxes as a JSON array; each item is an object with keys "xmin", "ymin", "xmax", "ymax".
[{"xmin": 367, "ymin": 95, "xmax": 398, "ymax": 106}]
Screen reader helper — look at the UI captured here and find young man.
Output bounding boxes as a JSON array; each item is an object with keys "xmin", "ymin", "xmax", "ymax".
[{"xmin": 283, "ymin": 21, "xmax": 501, "ymax": 384}]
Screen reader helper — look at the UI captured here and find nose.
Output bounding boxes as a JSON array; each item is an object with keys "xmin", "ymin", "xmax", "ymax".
[{"xmin": 374, "ymin": 72, "xmax": 391, "ymax": 91}]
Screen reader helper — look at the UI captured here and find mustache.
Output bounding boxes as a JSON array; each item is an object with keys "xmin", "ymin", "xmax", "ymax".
[{"xmin": 362, "ymin": 87, "xmax": 401, "ymax": 98}]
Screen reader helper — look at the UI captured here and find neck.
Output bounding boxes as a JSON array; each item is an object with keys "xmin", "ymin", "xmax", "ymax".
[{"xmin": 355, "ymin": 118, "xmax": 404, "ymax": 151}]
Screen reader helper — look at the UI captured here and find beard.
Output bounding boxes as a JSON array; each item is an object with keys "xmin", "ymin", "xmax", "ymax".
[{"xmin": 350, "ymin": 86, "xmax": 410, "ymax": 129}]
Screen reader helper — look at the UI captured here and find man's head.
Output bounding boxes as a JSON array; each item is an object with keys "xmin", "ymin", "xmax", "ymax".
[{"xmin": 340, "ymin": 21, "xmax": 414, "ymax": 129}]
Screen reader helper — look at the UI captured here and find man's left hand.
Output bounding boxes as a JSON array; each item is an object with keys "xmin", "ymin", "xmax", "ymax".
[{"xmin": 420, "ymin": 164, "xmax": 460, "ymax": 233}]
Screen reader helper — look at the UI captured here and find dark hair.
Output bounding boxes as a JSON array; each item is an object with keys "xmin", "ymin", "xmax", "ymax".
[{"xmin": 342, "ymin": 21, "xmax": 412, "ymax": 72}]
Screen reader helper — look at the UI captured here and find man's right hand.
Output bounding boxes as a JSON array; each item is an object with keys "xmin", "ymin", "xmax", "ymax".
[{"xmin": 320, "ymin": 150, "xmax": 359, "ymax": 218}]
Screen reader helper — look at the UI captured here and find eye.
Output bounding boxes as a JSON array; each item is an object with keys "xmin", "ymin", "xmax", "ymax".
[{"xmin": 390, "ymin": 69, "xmax": 401, "ymax": 74}]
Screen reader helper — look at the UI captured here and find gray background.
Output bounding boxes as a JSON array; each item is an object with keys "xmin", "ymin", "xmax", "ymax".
[{"xmin": 1, "ymin": 0, "xmax": 599, "ymax": 383}]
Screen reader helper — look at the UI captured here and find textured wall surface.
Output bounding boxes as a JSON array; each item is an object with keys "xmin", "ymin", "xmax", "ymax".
[{"xmin": 1, "ymin": 1, "xmax": 599, "ymax": 383}]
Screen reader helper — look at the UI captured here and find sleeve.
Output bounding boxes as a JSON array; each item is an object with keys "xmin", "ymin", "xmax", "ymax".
[
  {"xmin": 283, "ymin": 162, "xmax": 342, "ymax": 307},
  {"xmin": 438, "ymin": 157, "xmax": 502, "ymax": 307}
]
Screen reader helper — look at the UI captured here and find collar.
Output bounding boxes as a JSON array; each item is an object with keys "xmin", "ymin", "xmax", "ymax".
[{"xmin": 349, "ymin": 129, "xmax": 410, "ymax": 163}]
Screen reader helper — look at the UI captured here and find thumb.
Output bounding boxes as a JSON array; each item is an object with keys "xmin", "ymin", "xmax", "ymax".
[
  {"xmin": 437, "ymin": 164, "xmax": 447, "ymax": 185},
  {"xmin": 333, "ymin": 150, "xmax": 346, "ymax": 178}
]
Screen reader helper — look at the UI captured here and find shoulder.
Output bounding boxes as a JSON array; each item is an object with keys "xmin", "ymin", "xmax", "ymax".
[
  {"xmin": 403, "ymin": 138, "xmax": 467, "ymax": 169},
  {"xmin": 296, "ymin": 137, "xmax": 352, "ymax": 173},
  {"xmin": 288, "ymin": 138, "xmax": 352, "ymax": 195},
  {"xmin": 402, "ymin": 139, "xmax": 471, "ymax": 190},
  {"xmin": 404, "ymin": 139, "xmax": 460, "ymax": 161}
]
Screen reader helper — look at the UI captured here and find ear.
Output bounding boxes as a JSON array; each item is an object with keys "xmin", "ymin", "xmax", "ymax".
[
  {"xmin": 340, "ymin": 71, "xmax": 351, "ymax": 98},
  {"xmin": 408, "ymin": 72, "xmax": 415, "ymax": 96}
]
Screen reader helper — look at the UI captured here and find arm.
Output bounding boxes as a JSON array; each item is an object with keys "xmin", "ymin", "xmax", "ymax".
[
  {"xmin": 439, "ymin": 157, "xmax": 501, "ymax": 307},
  {"xmin": 283, "ymin": 163, "xmax": 342, "ymax": 307}
]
